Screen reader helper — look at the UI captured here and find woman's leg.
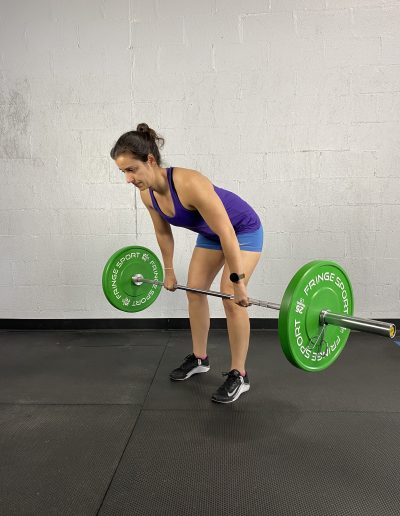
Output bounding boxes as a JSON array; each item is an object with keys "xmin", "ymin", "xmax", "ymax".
[
  {"xmin": 220, "ymin": 250, "xmax": 262, "ymax": 373},
  {"xmin": 186, "ymin": 247, "xmax": 225, "ymax": 357}
]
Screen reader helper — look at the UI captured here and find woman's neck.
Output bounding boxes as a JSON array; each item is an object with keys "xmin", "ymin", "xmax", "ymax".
[{"xmin": 151, "ymin": 166, "xmax": 169, "ymax": 194}]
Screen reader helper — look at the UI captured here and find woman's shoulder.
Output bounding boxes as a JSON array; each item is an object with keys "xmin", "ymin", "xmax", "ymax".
[
  {"xmin": 172, "ymin": 167, "xmax": 215, "ymax": 208},
  {"xmin": 172, "ymin": 167, "xmax": 211, "ymax": 188}
]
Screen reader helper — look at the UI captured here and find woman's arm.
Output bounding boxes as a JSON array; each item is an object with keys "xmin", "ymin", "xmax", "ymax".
[
  {"xmin": 183, "ymin": 173, "xmax": 249, "ymax": 305},
  {"xmin": 147, "ymin": 207, "xmax": 174, "ymax": 268},
  {"xmin": 184, "ymin": 173, "xmax": 244, "ymax": 276},
  {"xmin": 140, "ymin": 191, "xmax": 176, "ymax": 290}
]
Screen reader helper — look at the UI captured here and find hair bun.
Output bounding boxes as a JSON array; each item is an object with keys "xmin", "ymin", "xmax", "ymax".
[
  {"xmin": 136, "ymin": 123, "xmax": 150, "ymax": 133},
  {"xmin": 135, "ymin": 123, "xmax": 162, "ymax": 146},
  {"xmin": 136, "ymin": 123, "xmax": 165, "ymax": 148}
]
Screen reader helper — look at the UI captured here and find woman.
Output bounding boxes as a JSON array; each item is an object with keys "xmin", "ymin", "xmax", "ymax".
[{"xmin": 110, "ymin": 123, "xmax": 263, "ymax": 404}]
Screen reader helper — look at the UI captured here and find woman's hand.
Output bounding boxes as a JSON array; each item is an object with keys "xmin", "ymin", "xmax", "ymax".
[
  {"xmin": 233, "ymin": 281, "xmax": 250, "ymax": 307},
  {"xmin": 163, "ymin": 269, "xmax": 177, "ymax": 291}
]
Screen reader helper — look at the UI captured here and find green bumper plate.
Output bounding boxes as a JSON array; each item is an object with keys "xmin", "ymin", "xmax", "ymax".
[
  {"xmin": 278, "ymin": 261, "xmax": 354, "ymax": 372},
  {"xmin": 102, "ymin": 246, "xmax": 164, "ymax": 313}
]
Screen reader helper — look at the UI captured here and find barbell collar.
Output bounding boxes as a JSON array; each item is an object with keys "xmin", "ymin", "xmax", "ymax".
[{"xmin": 321, "ymin": 310, "xmax": 396, "ymax": 339}]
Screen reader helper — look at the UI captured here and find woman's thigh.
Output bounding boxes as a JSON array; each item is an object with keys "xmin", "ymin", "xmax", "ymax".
[{"xmin": 187, "ymin": 247, "xmax": 225, "ymax": 290}]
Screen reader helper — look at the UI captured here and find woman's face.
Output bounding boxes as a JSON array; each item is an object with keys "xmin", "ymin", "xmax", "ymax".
[{"xmin": 115, "ymin": 154, "xmax": 154, "ymax": 190}]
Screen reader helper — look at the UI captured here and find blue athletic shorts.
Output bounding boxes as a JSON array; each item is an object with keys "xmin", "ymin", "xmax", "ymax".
[{"xmin": 195, "ymin": 226, "xmax": 264, "ymax": 252}]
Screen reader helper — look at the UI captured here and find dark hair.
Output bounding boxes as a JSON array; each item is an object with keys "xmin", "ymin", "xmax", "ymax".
[{"xmin": 110, "ymin": 123, "xmax": 165, "ymax": 165}]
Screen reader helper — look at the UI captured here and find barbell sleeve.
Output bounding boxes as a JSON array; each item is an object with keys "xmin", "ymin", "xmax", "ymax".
[
  {"xmin": 131, "ymin": 275, "xmax": 396, "ymax": 339},
  {"xmin": 321, "ymin": 311, "xmax": 396, "ymax": 339}
]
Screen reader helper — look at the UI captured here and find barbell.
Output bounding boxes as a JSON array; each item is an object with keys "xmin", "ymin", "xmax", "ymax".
[{"xmin": 102, "ymin": 245, "xmax": 397, "ymax": 373}]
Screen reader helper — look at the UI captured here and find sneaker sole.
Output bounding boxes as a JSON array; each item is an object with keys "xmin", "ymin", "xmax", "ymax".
[
  {"xmin": 170, "ymin": 365, "xmax": 210, "ymax": 381},
  {"xmin": 211, "ymin": 383, "xmax": 250, "ymax": 403}
]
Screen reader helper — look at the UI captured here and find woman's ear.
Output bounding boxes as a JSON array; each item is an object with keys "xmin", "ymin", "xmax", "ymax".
[{"xmin": 147, "ymin": 154, "xmax": 157, "ymax": 166}]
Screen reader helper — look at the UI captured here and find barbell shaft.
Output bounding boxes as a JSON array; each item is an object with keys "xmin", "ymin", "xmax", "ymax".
[
  {"xmin": 132, "ymin": 274, "xmax": 396, "ymax": 339},
  {"xmin": 132, "ymin": 275, "xmax": 280, "ymax": 310}
]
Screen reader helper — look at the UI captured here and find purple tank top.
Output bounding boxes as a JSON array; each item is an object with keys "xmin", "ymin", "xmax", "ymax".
[{"xmin": 149, "ymin": 167, "xmax": 261, "ymax": 241}]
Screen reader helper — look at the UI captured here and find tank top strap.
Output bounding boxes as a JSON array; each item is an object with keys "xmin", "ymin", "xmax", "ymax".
[
  {"xmin": 166, "ymin": 166, "xmax": 175, "ymax": 194},
  {"xmin": 166, "ymin": 167, "xmax": 180, "ymax": 210}
]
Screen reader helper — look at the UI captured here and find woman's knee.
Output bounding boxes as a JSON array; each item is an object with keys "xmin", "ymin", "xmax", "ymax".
[
  {"xmin": 186, "ymin": 287, "xmax": 209, "ymax": 304},
  {"xmin": 222, "ymin": 296, "xmax": 238, "ymax": 314}
]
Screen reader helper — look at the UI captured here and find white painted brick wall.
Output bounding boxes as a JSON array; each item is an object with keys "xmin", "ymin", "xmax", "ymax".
[{"xmin": 0, "ymin": 0, "xmax": 399, "ymax": 319}]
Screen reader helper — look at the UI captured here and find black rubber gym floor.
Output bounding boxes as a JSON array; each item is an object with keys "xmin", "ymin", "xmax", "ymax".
[{"xmin": 0, "ymin": 328, "xmax": 399, "ymax": 515}]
